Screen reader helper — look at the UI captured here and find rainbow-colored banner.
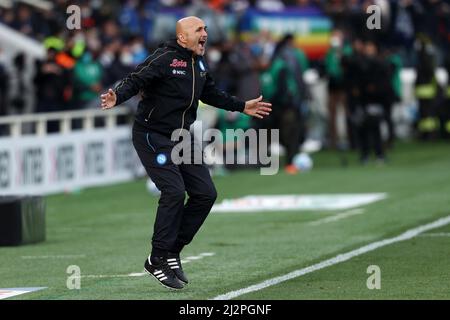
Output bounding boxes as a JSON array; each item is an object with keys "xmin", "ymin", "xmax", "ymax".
[{"xmin": 239, "ymin": 7, "xmax": 332, "ymax": 60}]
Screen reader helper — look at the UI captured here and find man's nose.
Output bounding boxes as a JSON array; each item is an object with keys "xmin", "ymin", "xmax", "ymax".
[{"xmin": 202, "ymin": 30, "xmax": 207, "ymax": 37}]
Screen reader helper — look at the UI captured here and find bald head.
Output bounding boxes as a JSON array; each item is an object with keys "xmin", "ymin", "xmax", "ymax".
[
  {"xmin": 176, "ymin": 16, "xmax": 208, "ymax": 56},
  {"xmin": 176, "ymin": 16, "xmax": 203, "ymax": 36}
]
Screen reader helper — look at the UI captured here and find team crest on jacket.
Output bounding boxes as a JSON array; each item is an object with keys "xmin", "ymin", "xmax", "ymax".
[
  {"xmin": 170, "ymin": 59, "xmax": 187, "ymax": 68},
  {"xmin": 156, "ymin": 153, "xmax": 167, "ymax": 165},
  {"xmin": 199, "ymin": 60, "xmax": 206, "ymax": 71}
]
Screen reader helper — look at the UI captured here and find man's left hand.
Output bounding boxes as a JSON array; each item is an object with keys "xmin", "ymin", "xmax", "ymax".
[{"xmin": 243, "ymin": 95, "xmax": 272, "ymax": 119}]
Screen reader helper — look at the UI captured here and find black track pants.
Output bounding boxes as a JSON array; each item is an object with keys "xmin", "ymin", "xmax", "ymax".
[{"xmin": 132, "ymin": 122, "xmax": 217, "ymax": 257}]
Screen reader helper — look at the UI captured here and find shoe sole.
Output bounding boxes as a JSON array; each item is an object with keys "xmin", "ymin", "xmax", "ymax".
[{"xmin": 144, "ymin": 268, "xmax": 184, "ymax": 291}]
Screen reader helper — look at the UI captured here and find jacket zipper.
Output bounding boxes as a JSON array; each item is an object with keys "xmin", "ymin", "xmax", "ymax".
[
  {"xmin": 144, "ymin": 107, "xmax": 155, "ymax": 122},
  {"xmin": 178, "ymin": 56, "xmax": 195, "ymax": 138}
]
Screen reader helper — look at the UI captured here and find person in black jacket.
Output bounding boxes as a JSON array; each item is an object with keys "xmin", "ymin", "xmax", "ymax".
[
  {"xmin": 356, "ymin": 40, "xmax": 388, "ymax": 164},
  {"xmin": 34, "ymin": 48, "xmax": 72, "ymax": 113},
  {"xmin": 100, "ymin": 16, "xmax": 272, "ymax": 290}
]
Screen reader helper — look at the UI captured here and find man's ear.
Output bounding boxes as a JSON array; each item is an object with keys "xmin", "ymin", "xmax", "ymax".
[{"xmin": 177, "ymin": 33, "xmax": 186, "ymax": 43}]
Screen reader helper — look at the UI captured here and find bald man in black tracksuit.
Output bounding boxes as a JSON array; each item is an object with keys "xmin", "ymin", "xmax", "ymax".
[{"xmin": 101, "ymin": 17, "xmax": 271, "ymax": 290}]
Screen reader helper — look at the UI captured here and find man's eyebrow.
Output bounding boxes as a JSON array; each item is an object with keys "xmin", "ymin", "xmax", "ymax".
[{"xmin": 196, "ymin": 25, "xmax": 207, "ymax": 31}]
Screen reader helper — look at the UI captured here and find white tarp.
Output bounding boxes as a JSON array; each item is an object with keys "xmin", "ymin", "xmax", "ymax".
[{"xmin": 212, "ymin": 193, "xmax": 387, "ymax": 213}]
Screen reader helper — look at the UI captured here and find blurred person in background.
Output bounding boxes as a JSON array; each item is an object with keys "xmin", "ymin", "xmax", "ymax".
[
  {"xmin": 204, "ymin": 41, "xmax": 234, "ymax": 96},
  {"xmin": 208, "ymin": 33, "xmax": 263, "ymax": 175},
  {"xmin": 119, "ymin": 0, "xmax": 142, "ymax": 35},
  {"xmin": 212, "ymin": 108, "xmax": 252, "ymax": 175},
  {"xmin": 0, "ymin": 7, "xmax": 15, "ymax": 27},
  {"xmin": 130, "ymin": 35, "xmax": 150, "ymax": 66},
  {"xmin": 242, "ymin": 29, "xmax": 276, "ymax": 147},
  {"xmin": 72, "ymin": 49, "xmax": 104, "ymax": 110},
  {"xmin": 342, "ymin": 37, "xmax": 365, "ymax": 153},
  {"xmin": 228, "ymin": 34, "xmax": 263, "ymax": 106},
  {"xmin": 118, "ymin": 0, "xmax": 161, "ymax": 44},
  {"xmin": 100, "ymin": 39, "xmax": 134, "ymax": 90},
  {"xmin": 252, "ymin": 30, "xmax": 276, "ymax": 69},
  {"xmin": 382, "ymin": 46, "xmax": 403, "ymax": 148},
  {"xmin": 0, "ymin": 49, "xmax": 8, "ymax": 117},
  {"xmin": 34, "ymin": 48, "xmax": 73, "ymax": 114},
  {"xmin": 9, "ymin": 4, "xmax": 34, "ymax": 37},
  {"xmin": 321, "ymin": 0, "xmax": 363, "ymax": 34},
  {"xmin": 355, "ymin": 40, "xmax": 389, "ymax": 165},
  {"xmin": 32, "ymin": 5, "xmax": 61, "ymax": 40},
  {"xmin": 413, "ymin": 0, "xmax": 448, "ymax": 65},
  {"xmin": 324, "ymin": 29, "xmax": 352, "ymax": 149},
  {"xmin": 414, "ymin": 34, "xmax": 439, "ymax": 140},
  {"xmin": 100, "ymin": 19, "xmax": 122, "ymax": 45},
  {"xmin": 388, "ymin": 0, "xmax": 418, "ymax": 67},
  {"xmin": 262, "ymin": 34, "xmax": 309, "ymax": 174},
  {"xmin": 439, "ymin": 53, "xmax": 450, "ymax": 140},
  {"xmin": 9, "ymin": 53, "xmax": 27, "ymax": 114}
]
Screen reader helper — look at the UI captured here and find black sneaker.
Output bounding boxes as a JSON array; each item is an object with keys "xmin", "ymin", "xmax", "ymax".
[
  {"xmin": 167, "ymin": 253, "xmax": 189, "ymax": 284},
  {"xmin": 144, "ymin": 257, "xmax": 184, "ymax": 290}
]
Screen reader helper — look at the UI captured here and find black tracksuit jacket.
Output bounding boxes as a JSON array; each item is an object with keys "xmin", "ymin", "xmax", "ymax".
[{"xmin": 114, "ymin": 39, "xmax": 245, "ymax": 136}]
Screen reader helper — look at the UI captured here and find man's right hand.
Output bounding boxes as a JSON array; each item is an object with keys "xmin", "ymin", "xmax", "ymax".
[{"xmin": 101, "ymin": 89, "xmax": 117, "ymax": 110}]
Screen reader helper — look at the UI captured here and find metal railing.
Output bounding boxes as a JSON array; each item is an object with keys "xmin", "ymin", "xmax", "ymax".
[{"xmin": 0, "ymin": 107, "xmax": 132, "ymax": 137}]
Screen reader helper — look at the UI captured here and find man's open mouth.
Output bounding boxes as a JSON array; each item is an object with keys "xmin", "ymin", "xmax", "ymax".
[{"xmin": 198, "ymin": 39, "xmax": 206, "ymax": 49}]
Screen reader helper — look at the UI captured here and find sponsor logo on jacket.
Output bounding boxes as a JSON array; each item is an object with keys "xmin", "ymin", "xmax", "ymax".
[
  {"xmin": 172, "ymin": 69, "xmax": 186, "ymax": 75},
  {"xmin": 170, "ymin": 59, "xmax": 187, "ymax": 68}
]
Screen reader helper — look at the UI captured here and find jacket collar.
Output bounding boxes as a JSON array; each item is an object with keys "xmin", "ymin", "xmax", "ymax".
[{"xmin": 166, "ymin": 39, "xmax": 195, "ymax": 59}]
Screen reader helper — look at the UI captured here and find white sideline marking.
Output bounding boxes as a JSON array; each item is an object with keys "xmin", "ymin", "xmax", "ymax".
[
  {"xmin": 199, "ymin": 252, "xmax": 215, "ymax": 256},
  {"xmin": 81, "ymin": 252, "xmax": 215, "ymax": 279},
  {"xmin": 181, "ymin": 252, "xmax": 215, "ymax": 264},
  {"xmin": 212, "ymin": 215, "xmax": 450, "ymax": 300},
  {"xmin": 184, "ymin": 256, "xmax": 202, "ymax": 260},
  {"xmin": 418, "ymin": 233, "xmax": 450, "ymax": 237},
  {"xmin": 128, "ymin": 272, "xmax": 146, "ymax": 277},
  {"xmin": 81, "ymin": 274, "xmax": 130, "ymax": 279},
  {"xmin": 21, "ymin": 254, "xmax": 86, "ymax": 259},
  {"xmin": 308, "ymin": 208, "xmax": 366, "ymax": 226},
  {"xmin": 0, "ymin": 287, "xmax": 47, "ymax": 300}
]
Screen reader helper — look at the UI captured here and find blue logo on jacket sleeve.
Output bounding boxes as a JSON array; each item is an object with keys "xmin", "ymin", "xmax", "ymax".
[{"xmin": 156, "ymin": 153, "xmax": 167, "ymax": 165}]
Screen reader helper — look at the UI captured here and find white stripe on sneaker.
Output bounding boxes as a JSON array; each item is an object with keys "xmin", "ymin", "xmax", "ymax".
[
  {"xmin": 168, "ymin": 262, "xmax": 178, "ymax": 265},
  {"xmin": 167, "ymin": 258, "xmax": 177, "ymax": 262},
  {"xmin": 160, "ymin": 276, "xmax": 168, "ymax": 281},
  {"xmin": 171, "ymin": 266, "xmax": 180, "ymax": 269},
  {"xmin": 154, "ymin": 270, "xmax": 163, "ymax": 275},
  {"xmin": 156, "ymin": 273, "xmax": 165, "ymax": 279}
]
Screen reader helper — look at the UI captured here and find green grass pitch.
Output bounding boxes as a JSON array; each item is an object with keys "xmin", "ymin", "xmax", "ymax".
[{"xmin": 1, "ymin": 141, "xmax": 449, "ymax": 300}]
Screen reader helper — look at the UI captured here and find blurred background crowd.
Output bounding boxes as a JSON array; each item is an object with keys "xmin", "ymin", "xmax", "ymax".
[{"xmin": 0, "ymin": 0, "xmax": 449, "ymax": 172}]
